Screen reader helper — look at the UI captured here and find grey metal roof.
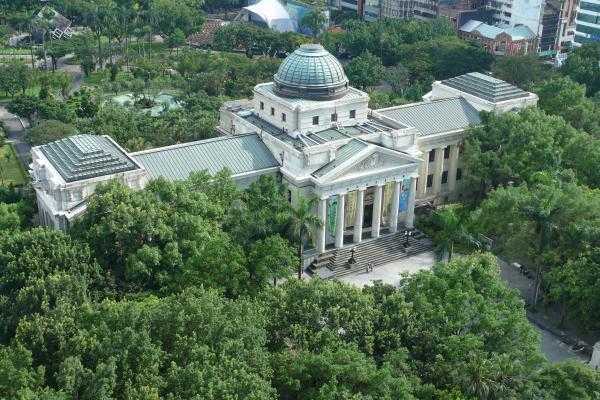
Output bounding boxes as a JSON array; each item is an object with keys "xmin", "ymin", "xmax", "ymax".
[
  {"xmin": 313, "ymin": 140, "xmax": 368, "ymax": 178},
  {"xmin": 377, "ymin": 98, "xmax": 481, "ymax": 136},
  {"xmin": 241, "ymin": 111, "xmax": 396, "ymax": 150},
  {"xmin": 275, "ymin": 44, "xmax": 348, "ymax": 88},
  {"xmin": 274, "ymin": 44, "xmax": 349, "ymax": 99},
  {"xmin": 442, "ymin": 72, "xmax": 529, "ymax": 102},
  {"xmin": 40, "ymin": 135, "xmax": 138, "ymax": 182},
  {"xmin": 131, "ymin": 134, "xmax": 279, "ymax": 181}
]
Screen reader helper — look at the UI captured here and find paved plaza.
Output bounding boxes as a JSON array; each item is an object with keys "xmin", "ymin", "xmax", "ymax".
[{"xmin": 340, "ymin": 251, "xmax": 435, "ymax": 287}]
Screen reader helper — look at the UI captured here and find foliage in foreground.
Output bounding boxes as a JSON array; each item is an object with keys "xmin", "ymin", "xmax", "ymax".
[{"xmin": 4, "ymin": 246, "xmax": 597, "ymax": 399}]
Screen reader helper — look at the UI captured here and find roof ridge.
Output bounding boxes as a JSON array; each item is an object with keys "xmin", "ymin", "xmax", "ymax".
[{"xmin": 130, "ymin": 133, "xmax": 259, "ymax": 156}]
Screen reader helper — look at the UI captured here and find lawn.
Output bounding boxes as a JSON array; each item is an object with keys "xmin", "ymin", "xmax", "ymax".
[{"xmin": 0, "ymin": 145, "xmax": 27, "ymax": 185}]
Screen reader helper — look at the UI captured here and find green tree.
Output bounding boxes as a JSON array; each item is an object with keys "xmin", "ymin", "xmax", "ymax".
[
  {"xmin": 247, "ymin": 235, "xmax": 296, "ymax": 288},
  {"xmin": 300, "ymin": 7, "xmax": 327, "ymax": 37},
  {"xmin": 429, "ymin": 205, "xmax": 472, "ymax": 261},
  {"xmin": 463, "ymin": 108, "xmax": 577, "ymax": 199},
  {"xmin": 271, "ymin": 344, "xmax": 418, "ymax": 399},
  {"xmin": 492, "ymin": 54, "xmax": 554, "ymax": 88},
  {"xmin": 561, "ymin": 42, "xmax": 600, "ymax": 96},
  {"xmin": 379, "ymin": 254, "xmax": 544, "ymax": 397},
  {"xmin": 27, "ymin": 120, "xmax": 77, "ymax": 146},
  {"xmin": 534, "ymin": 77, "xmax": 600, "ymax": 137},
  {"xmin": 345, "ymin": 51, "xmax": 384, "ymax": 90},
  {"xmin": 0, "ymin": 228, "xmax": 103, "ymax": 341},
  {"xmin": 0, "ymin": 60, "xmax": 32, "ymax": 97},
  {"xmin": 166, "ymin": 28, "xmax": 186, "ymax": 55},
  {"xmin": 286, "ymin": 197, "xmax": 321, "ymax": 279},
  {"xmin": 532, "ymin": 361, "xmax": 600, "ymax": 399},
  {"xmin": 385, "ymin": 64, "xmax": 410, "ymax": 96}
]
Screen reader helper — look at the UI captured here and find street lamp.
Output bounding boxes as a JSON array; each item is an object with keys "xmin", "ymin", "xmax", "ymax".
[{"xmin": 403, "ymin": 229, "xmax": 413, "ymax": 247}]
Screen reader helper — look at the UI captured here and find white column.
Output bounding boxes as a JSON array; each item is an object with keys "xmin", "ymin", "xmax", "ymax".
[
  {"xmin": 353, "ymin": 188, "xmax": 365, "ymax": 243},
  {"xmin": 447, "ymin": 144, "xmax": 460, "ymax": 193},
  {"xmin": 432, "ymin": 147, "xmax": 444, "ymax": 195},
  {"xmin": 405, "ymin": 177, "xmax": 417, "ymax": 229},
  {"xmin": 335, "ymin": 193, "xmax": 345, "ymax": 249},
  {"xmin": 417, "ymin": 152, "xmax": 429, "ymax": 198},
  {"xmin": 317, "ymin": 197, "xmax": 328, "ymax": 254},
  {"xmin": 389, "ymin": 180, "xmax": 401, "ymax": 233},
  {"xmin": 372, "ymin": 184, "xmax": 383, "ymax": 238}
]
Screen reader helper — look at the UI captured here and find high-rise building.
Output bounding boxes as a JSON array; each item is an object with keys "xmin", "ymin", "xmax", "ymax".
[
  {"xmin": 574, "ymin": 0, "xmax": 600, "ymax": 45},
  {"xmin": 554, "ymin": 0, "xmax": 579, "ymax": 52},
  {"xmin": 380, "ymin": 0, "xmax": 414, "ymax": 19}
]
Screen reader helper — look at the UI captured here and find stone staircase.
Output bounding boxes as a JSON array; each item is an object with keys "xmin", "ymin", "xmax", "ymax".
[{"xmin": 310, "ymin": 230, "xmax": 434, "ymax": 279}]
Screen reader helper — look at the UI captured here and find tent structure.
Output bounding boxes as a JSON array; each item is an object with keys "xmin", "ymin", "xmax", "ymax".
[{"xmin": 239, "ymin": 0, "xmax": 298, "ymax": 33}]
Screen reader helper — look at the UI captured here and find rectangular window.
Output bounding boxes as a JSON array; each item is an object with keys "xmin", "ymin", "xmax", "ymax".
[
  {"xmin": 581, "ymin": 1, "xmax": 600, "ymax": 12},
  {"xmin": 349, "ymin": 110, "xmax": 356, "ymax": 119},
  {"xmin": 575, "ymin": 23, "xmax": 600, "ymax": 35},
  {"xmin": 441, "ymin": 171, "xmax": 448, "ymax": 184},
  {"xmin": 282, "ymin": 113, "xmax": 286, "ymax": 122},
  {"xmin": 444, "ymin": 146, "xmax": 450, "ymax": 159},
  {"xmin": 260, "ymin": 101, "xmax": 264, "ymax": 110},
  {"xmin": 312, "ymin": 116, "xmax": 319, "ymax": 125},
  {"xmin": 426, "ymin": 174, "xmax": 433, "ymax": 188},
  {"xmin": 270, "ymin": 107, "xmax": 275, "ymax": 116},
  {"xmin": 429, "ymin": 150, "xmax": 435, "ymax": 162},
  {"xmin": 331, "ymin": 113, "xmax": 338, "ymax": 122},
  {"xmin": 457, "ymin": 168, "xmax": 463, "ymax": 180},
  {"xmin": 576, "ymin": 13, "xmax": 600, "ymax": 24}
]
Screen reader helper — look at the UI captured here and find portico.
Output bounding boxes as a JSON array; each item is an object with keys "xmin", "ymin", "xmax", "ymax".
[
  {"xmin": 315, "ymin": 177, "xmax": 417, "ymax": 253},
  {"xmin": 308, "ymin": 141, "xmax": 420, "ymax": 253}
]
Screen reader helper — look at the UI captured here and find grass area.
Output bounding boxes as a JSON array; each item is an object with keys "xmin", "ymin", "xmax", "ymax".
[
  {"xmin": 0, "ymin": 46, "xmax": 32, "ymax": 56},
  {"xmin": 0, "ymin": 144, "xmax": 27, "ymax": 185},
  {"xmin": 0, "ymin": 86, "xmax": 41, "ymax": 102}
]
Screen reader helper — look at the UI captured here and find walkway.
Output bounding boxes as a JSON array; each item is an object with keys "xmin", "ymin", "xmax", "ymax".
[
  {"xmin": 340, "ymin": 252, "xmax": 588, "ymax": 363},
  {"xmin": 0, "ymin": 105, "xmax": 31, "ymax": 167}
]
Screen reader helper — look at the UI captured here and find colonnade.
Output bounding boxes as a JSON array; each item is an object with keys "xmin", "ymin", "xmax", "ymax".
[{"xmin": 315, "ymin": 177, "xmax": 417, "ymax": 254}]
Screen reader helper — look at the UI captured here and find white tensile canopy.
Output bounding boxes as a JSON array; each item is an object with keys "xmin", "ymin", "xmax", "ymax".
[{"xmin": 242, "ymin": 0, "xmax": 298, "ymax": 33}]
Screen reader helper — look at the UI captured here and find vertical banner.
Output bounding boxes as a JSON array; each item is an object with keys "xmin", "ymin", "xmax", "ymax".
[
  {"xmin": 327, "ymin": 195, "xmax": 338, "ymax": 236},
  {"xmin": 399, "ymin": 178, "xmax": 411, "ymax": 212}
]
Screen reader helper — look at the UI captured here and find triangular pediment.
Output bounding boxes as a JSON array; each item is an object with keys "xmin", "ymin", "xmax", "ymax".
[{"xmin": 312, "ymin": 141, "xmax": 419, "ymax": 183}]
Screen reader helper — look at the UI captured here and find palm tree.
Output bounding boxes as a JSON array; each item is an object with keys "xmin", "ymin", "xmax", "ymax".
[
  {"xmin": 432, "ymin": 206, "xmax": 465, "ymax": 262},
  {"xmin": 287, "ymin": 197, "xmax": 322, "ymax": 279},
  {"xmin": 521, "ymin": 200, "xmax": 561, "ymax": 306}
]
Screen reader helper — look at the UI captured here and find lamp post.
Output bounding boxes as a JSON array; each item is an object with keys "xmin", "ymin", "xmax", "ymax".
[{"xmin": 403, "ymin": 229, "xmax": 412, "ymax": 247}]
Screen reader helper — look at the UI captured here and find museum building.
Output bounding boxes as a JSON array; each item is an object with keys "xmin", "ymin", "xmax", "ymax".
[{"xmin": 31, "ymin": 44, "xmax": 537, "ymax": 254}]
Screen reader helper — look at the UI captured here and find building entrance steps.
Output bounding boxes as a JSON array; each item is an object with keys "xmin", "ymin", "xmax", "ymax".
[{"xmin": 310, "ymin": 229, "xmax": 433, "ymax": 279}]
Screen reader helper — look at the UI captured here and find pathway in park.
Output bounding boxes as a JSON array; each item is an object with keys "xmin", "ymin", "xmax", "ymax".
[
  {"xmin": 341, "ymin": 252, "xmax": 589, "ymax": 364},
  {"xmin": 0, "ymin": 105, "xmax": 31, "ymax": 167}
]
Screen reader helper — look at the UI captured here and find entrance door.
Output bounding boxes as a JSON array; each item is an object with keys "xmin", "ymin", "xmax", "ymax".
[{"xmin": 363, "ymin": 203, "xmax": 373, "ymax": 228}]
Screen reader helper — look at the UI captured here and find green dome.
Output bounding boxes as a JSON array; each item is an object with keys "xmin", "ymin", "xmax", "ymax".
[{"xmin": 274, "ymin": 44, "xmax": 349, "ymax": 100}]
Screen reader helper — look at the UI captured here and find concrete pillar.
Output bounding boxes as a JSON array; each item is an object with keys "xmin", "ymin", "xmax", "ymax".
[
  {"xmin": 353, "ymin": 188, "xmax": 365, "ymax": 243},
  {"xmin": 447, "ymin": 144, "xmax": 460, "ymax": 193},
  {"xmin": 317, "ymin": 197, "xmax": 327, "ymax": 254},
  {"xmin": 389, "ymin": 180, "xmax": 401, "ymax": 233},
  {"xmin": 372, "ymin": 184, "xmax": 383, "ymax": 238},
  {"xmin": 335, "ymin": 193, "xmax": 345, "ymax": 249},
  {"xmin": 432, "ymin": 147, "xmax": 444, "ymax": 195},
  {"xmin": 405, "ymin": 177, "xmax": 417, "ymax": 229},
  {"xmin": 417, "ymin": 151, "xmax": 429, "ymax": 197}
]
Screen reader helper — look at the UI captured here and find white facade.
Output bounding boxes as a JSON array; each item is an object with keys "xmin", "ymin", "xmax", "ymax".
[
  {"xmin": 31, "ymin": 136, "xmax": 149, "ymax": 230},
  {"xmin": 32, "ymin": 46, "xmax": 537, "ymax": 259}
]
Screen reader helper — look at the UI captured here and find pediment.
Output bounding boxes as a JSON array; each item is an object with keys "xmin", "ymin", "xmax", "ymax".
[{"xmin": 312, "ymin": 144, "xmax": 418, "ymax": 184}]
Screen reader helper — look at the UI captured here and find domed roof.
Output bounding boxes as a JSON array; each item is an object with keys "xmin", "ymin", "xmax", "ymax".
[{"xmin": 273, "ymin": 44, "xmax": 349, "ymax": 100}]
